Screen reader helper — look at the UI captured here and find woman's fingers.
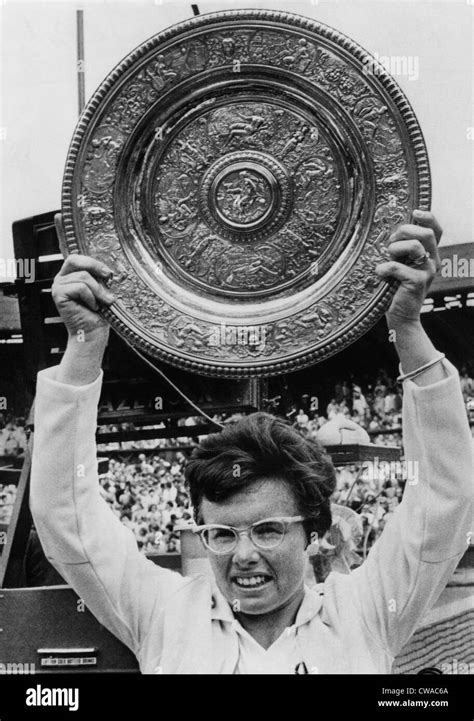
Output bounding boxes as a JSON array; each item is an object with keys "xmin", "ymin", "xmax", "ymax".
[
  {"xmin": 58, "ymin": 252, "xmax": 114, "ymax": 281},
  {"xmin": 390, "ymin": 223, "xmax": 436, "ymax": 245},
  {"xmin": 54, "ymin": 281, "xmax": 103, "ymax": 313},
  {"xmin": 54, "ymin": 213, "xmax": 70, "ymax": 258},
  {"xmin": 412, "ymin": 209, "xmax": 443, "ymax": 245},
  {"xmin": 54, "ymin": 270, "xmax": 115, "ymax": 307},
  {"xmin": 389, "ymin": 223, "xmax": 438, "ymax": 254},
  {"xmin": 377, "ymin": 211, "xmax": 442, "ymax": 322},
  {"xmin": 386, "ymin": 239, "xmax": 436, "ymax": 272},
  {"xmin": 387, "ymin": 238, "xmax": 427, "ymax": 261},
  {"xmin": 388, "ymin": 223, "xmax": 440, "ymax": 272},
  {"xmin": 375, "ymin": 260, "xmax": 427, "ymax": 284}
]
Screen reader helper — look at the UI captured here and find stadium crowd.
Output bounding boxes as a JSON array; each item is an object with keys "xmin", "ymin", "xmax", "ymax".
[
  {"xmin": 0, "ymin": 414, "xmax": 27, "ymax": 525},
  {"xmin": 85, "ymin": 368, "xmax": 426, "ymax": 556},
  {"xmin": 288, "ymin": 371, "xmax": 405, "ymax": 449},
  {"xmin": 1, "ymin": 365, "xmax": 473, "ymax": 560},
  {"xmin": 0, "ymin": 414, "xmax": 27, "ymax": 456},
  {"xmin": 97, "ymin": 452, "xmax": 193, "ymax": 554}
]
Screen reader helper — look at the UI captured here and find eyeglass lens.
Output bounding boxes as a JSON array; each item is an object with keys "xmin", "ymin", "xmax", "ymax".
[{"xmin": 204, "ymin": 520, "xmax": 286, "ymax": 551}]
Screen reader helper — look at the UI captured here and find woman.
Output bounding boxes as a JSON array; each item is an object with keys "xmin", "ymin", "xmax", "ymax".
[{"xmin": 30, "ymin": 210, "xmax": 473, "ymax": 673}]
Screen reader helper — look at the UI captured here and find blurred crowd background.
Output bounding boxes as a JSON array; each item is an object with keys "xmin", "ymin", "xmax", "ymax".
[{"xmin": 1, "ymin": 365, "xmax": 473, "ymax": 560}]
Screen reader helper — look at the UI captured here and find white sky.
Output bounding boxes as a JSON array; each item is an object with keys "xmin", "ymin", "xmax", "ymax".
[{"xmin": 0, "ymin": 0, "xmax": 473, "ymax": 267}]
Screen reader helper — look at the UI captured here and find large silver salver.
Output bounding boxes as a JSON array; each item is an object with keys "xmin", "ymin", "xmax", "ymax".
[{"xmin": 61, "ymin": 9, "xmax": 430, "ymax": 377}]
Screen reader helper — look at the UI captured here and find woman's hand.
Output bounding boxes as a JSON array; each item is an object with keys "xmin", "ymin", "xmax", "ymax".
[
  {"xmin": 375, "ymin": 210, "xmax": 447, "ymax": 384},
  {"xmin": 52, "ymin": 213, "xmax": 115, "ymax": 384},
  {"xmin": 52, "ymin": 214, "xmax": 115, "ymax": 341},
  {"xmin": 375, "ymin": 209, "xmax": 442, "ymax": 327}
]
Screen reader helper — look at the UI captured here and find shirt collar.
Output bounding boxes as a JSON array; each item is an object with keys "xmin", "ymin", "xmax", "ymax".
[
  {"xmin": 294, "ymin": 585, "xmax": 324, "ymax": 627},
  {"xmin": 210, "ymin": 583, "xmax": 323, "ymax": 627}
]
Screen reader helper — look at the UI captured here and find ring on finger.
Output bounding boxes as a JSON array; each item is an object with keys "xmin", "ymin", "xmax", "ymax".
[{"xmin": 409, "ymin": 251, "xmax": 431, "ymax": 267}]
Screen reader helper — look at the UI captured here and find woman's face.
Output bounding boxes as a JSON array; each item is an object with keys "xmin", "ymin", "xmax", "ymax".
[{"xmin": 200, "ymin": 479, "xmax": 307, "ymax": 616}]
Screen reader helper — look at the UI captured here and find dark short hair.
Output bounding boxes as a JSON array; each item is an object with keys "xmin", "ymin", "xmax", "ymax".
[{"xmin": 185, "ymin": 412, "xmax": 336, "ymax": 541}]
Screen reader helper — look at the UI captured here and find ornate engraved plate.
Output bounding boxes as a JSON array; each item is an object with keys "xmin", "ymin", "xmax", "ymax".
[{"xmin": 62, "ymin": 10, "xmax": 430, "ymax": 377}]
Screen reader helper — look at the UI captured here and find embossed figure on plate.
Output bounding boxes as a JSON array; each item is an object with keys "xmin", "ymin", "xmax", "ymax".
[
  {"xmin": 214, "ymin": 244, "xmax": 285, "ymax": 290},
  {"xmin": 216, "ymin": 169, "xmax": 272, "ymax": 225},
  {"xmin": 208, "ymin": 105, "xmax": 274, "ymax": 150},
  {"xmin": 155, "ymin": 170, "xmax": 198, "ymax": 238},
  {"xmin": 83, "ymin": 127, "xmax": 125, "ymax": 194}
]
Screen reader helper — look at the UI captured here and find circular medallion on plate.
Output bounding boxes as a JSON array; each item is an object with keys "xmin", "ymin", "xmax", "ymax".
[{"xmin": 61, "ymin": 10, "xmax": 430, "ymax": 377}]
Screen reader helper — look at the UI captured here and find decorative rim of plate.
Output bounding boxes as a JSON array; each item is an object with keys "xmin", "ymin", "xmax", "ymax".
[{"xmin": 61, "ymin": 9, "xmax": 431, "ymax": 378}]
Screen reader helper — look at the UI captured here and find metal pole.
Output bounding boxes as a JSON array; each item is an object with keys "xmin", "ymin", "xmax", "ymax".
[{"xmin": 76, "ymin": 10, "xmax": 85, "ymax": 116}]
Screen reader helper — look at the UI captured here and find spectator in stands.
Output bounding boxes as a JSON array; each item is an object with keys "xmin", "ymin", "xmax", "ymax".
[
  {"xmin": 0, "ymin": 490, "xmax": 11, "ymax": 523},
  {"xmin": 352, "ymin": 386, "xmax": 367, "ymax": 418},
  {"xmin": 326, "ymin": 399, "xmax": 339, "ymax": 419},
  {"xmin": 0, "ymin": 484, "xmax": 16, "ymax": 524},
  {"xmin": 466, "ymin": 396, "xmax": 474, "ymax": 425},
  {"xmin": 373, "ymin": 385, "xmax": 385, "ymax": 418},
  {"xmin": 461, "ymin": 369, "xmax": 474, "ymax": 398},
  {"xmin": 333, "ymin": 382, "xmax": 344, "ymax": 405},
  {"xmin": 338, "ymin": 399, "xmax": 350, "ymax": 417},
  {"xmin": 295, "ymin": 408, "xmax": 309, "ymax": 429},
  {"xmin": 341, "ymin": 381, "xmax": 352, "ymax": 413},
  {"xmin": 0, "ymin": 419, "xmax": 27, "ymax": 455},
  {"xmin": 384, "ymin": 386, "xmax": 397, "ymax": 414},
  {"xmin": 162, "ymin": 481, "xmax": 177, "ymax": 504}
]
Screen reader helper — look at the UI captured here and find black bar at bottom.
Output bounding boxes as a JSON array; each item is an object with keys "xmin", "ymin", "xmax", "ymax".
[{"xmin": 0, "ymin": 674, "xmax": 472, "ymax": 720}]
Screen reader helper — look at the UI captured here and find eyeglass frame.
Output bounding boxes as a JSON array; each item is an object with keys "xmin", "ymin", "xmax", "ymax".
[{"xmin": 193, "ymin": 515, "xmax": 305, "ymax": 554}]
